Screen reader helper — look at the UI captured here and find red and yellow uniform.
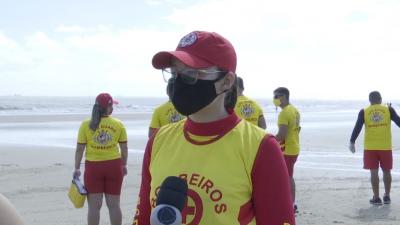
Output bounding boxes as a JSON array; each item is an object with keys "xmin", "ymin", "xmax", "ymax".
[
  {"xmin": 234, "ymin": 95, "xmax": 264, "ymax": 126},
  {"xmin": 150, "ymin": 101, "xmax": 184, "ymax": 129},
  {"xmin": 278, "ymin": 104, "xmax": 300, "ymax": 177},
  {"xmin": 78, "ymin": 116, "xmax": 127, "ymax": 161},
  {"xmin": 78, "ymin": 116, "xmax": 127, "ymax": 194},
  {"xmin": 364, "ymin": 105, "xmax": 391, "ymax": 150},
  {"xmin": 133, "ymin": 113, "xmax": 295, "ymax": 225},
  {"xmin": 278, "ymin": 105, "xmax": 300, "ymax": 156},
  {"xmin": 363, "ymin": 104, "xmax": 392, "ymax": 170}
]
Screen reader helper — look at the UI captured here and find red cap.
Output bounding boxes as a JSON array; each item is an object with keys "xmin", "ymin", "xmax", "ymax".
[
  {"xmin": 95, "ymin": 93, "xmax": 118, "ymax": 108},
  {"xmin": 152, "ymin": 31, "xmax": 237, "ymax": 72}
]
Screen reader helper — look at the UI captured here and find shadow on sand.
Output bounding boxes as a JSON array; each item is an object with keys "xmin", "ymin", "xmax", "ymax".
[{"xmin": 352, "ymin": 205, "xmax": 397, "ymax": 222}]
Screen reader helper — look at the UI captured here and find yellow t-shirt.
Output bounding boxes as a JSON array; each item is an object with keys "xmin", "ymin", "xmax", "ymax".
[
  {"xmin": 364, "ymin": 104, "xmax": 391, "ymax": 150},
  {"xmin": 149, "ymin": 120, "xmax": 267, "ymax": 225},
  {"xmin": 150, "ymin": 101, "xmax": 184, "ymax": 129},
  {"xmin": 278, "ymin": 104, "xmax": 300, "ymax": 155},
  {"xmin": 234, "ymin": 95, "xmax": 264, "ymax": 126},
  {"xmin": 77, "ymin": 116, "xmax": 127, "ymax": 161}
]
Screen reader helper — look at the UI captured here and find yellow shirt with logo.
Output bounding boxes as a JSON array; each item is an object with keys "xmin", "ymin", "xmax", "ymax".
[
  {"xmin": 364, "ymin": 104, "xmax": 391, "ymax": 150},
  {"xmin": 278, "ymin": 104, "xmax": 300, "ymax": 156},
  {"xmin": 149, "ymin": 120, "xmax": 266, "ymax": 225},
  {"xmin": 77, "ymin": 117, "xmax": 127, "ymax": 161},
  {"xmin": 234, "ymin": 95, "xmax": 264, "ymax": 126},
  {"xmin": 150, "ymin": 101, "xmax": 184, "ymax": 129}
]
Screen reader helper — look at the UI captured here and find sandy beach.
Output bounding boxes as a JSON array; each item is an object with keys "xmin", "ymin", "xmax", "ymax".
[
  {"xmin": 1, "ymin": 111, "xmax": 400, "ymax": 225},
  {"xmin": 0, "ymin": 144, "xmax": 142, "ymax": 225},
  {"xmin": 0, "ymin": 113, "xmax": 147, "ymax": 225}
]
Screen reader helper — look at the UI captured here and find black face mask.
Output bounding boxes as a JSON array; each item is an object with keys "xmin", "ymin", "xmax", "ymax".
[{"xmin": 171, "ymin": 75, "xmax": 225, "ymax": 116}]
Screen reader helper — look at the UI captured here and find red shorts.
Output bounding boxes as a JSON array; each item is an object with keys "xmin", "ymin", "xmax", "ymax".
[
  {"xmin": 363, "ymin": 150, "xmax": 392, "ymax": 170},
  {"xmin": 84, "ymin": 158, "xmax": 124, "ymax": 195},
  {"xmin": 284, "ymin": 155, "xmax": 298, "ymax": 177}
]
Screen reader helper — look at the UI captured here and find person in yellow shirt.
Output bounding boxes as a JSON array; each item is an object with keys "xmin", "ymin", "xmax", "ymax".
[
  {"xmin": 133, "ymin": 31, "xmax": 295, "ymax": 225},
  {"xmin": 274, "ymin": 87, "xmax": 301, "ymax": 213},
  {"xmin": 349, "ymin": 91, "xmax": 400, "ymax": 205},
  {"xmin": 234, "ymin": 77, "xmax": 266, "ymax": 129},
  {"xmin": 73, "ymin": 93, "xmax": 128, "ymax": 225},
  {"xmin": 148, "ymin": 78, "xmax": 184, "ymax": 137}
]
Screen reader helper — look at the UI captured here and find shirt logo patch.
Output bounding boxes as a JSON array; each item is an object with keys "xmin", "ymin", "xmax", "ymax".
[
  {"xmin": 178, "ymin": 32, "xmax": 197, "ymax": 48},
  {"xmin": 170, "ymin": 112, "xmax": 183, "ymax": 123},
  {"xmin": 241, "ymin": 104, "xmax": 254, "ymax": 118},
  {"xmin": 93, "ymin": 130, "xmax": 112, "ymax": 145},
  {"xmin": 371, "ymin": 111, "xmax": 383, "ymax": 123}
]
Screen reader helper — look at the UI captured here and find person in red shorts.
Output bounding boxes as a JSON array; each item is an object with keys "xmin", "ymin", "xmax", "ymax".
[
  {"xmin": 273, "ymin": 87, "xmax": 301, "ymax": 213},
  {"xmin": 73, "ymin": 93, "xmax": 128, "ymax": 225},
  {"xmin": 349, "ymin": 91, "xmax": 400, "ymax": 205},
  {"xmin": 132, "ymin": 31, "xmax": 295, "ymax": 225}
]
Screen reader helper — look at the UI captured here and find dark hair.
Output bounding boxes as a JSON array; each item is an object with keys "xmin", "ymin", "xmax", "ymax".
[
  {"xmin": 167, "ymin": 78, "xmax": 174, "ymax": 99},
  {"xmin": 89, "ymin": 104, "xmax": 107, "ymax": 131},
  {"xmin": 369, "ymin": 91, "xmax": 381, "ymax": 103},
  {"xmin": 274, "ymin": 87, "xmax": 290, "ymax": 100},
  {"xmin": 237, "ymin": 77, "xmax": 244, "ymax": 90},
  {"xmin": 224, "ymin": 75, "xmax": 238, "ymax": 110}
]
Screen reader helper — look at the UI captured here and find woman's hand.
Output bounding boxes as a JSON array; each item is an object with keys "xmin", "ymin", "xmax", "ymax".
[
  {"xmin": 73, "ymin": 169, "xmax": 81, "ymax": 178},
  {"xmin": 122, "ymin": 165, "xmax": 128, "ymax": 176}
]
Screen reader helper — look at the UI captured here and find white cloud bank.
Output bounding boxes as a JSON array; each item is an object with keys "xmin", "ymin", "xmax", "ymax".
[
  {"xmin": 1, "ymin": 0, "xmax": 400, "ymax": 100},
  {"xmin": 0, "ymin": 28, "xmax": 184, "ymax": 97}
]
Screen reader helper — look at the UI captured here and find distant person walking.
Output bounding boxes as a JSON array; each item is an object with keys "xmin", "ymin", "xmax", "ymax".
[
  {"xmin": 148, "ymin": 78, "xmax": 184, "ymax": 138},
  {"xmin": 349, "ymin": 91, "xmax": 400, "ymax": 205},
  {"xmin": 73, "ymin": 93, "xmax": 128, "ymax": 225},
  {"xmin": 274, "ymin": 87, "xmax": 301, "ymax": 212},
  {"xmin": 234, "ymin": 77, "xmax": 266, "ymax": 129}
]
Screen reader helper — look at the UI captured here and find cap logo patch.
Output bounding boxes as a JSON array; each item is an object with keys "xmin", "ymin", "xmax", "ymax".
[{"xmin": 178, "ymin": 32, "xmax": 197, "ymax": 48}]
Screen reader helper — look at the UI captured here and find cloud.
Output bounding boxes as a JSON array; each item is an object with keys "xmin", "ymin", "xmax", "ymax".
[
  {"xmin": 145, "ymin": 0, "xmax": 185, "ymax": 6},
  {"xmin": 56, "ymin": 25, "xmax": 87, "ymax": 33},
  {"xmin": 0, "ymin": 27, "xmax": 183, "ymax": 96},
  {"xmin": 0, "ymin": 32, "xmax": 18, "ymax": 48},
  {"xmin": 56, "ymin": 25, "xmax": 112, "ymax": 33},
  {"xmin": 164, "ymin": 0, "xmax": 400, "ymax": 99},
  {"xmin": 1, "ymin": 0, "xmax": 400, "ymax": 99},
  {"xmin": 145, "ymin": 0, "xmax": 163, "ymax": 5},
  {"xmin": 0, "ymin": 32, "xmax": 35, "ymax": 72}
]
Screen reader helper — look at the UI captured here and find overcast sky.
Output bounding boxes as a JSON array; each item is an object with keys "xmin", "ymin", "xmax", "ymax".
[{"xmin": 1, "ymin": 0, "xmax": 400, "ymax": 100}]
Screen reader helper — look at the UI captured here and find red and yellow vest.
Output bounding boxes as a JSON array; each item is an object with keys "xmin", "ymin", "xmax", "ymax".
[
  {"xmin": 364, "ymin": 104, "xmax": 391, "ymax": 150},
  {"xmin": 149, "ymin": 120, "xmax": 267, "ymax": 225}
]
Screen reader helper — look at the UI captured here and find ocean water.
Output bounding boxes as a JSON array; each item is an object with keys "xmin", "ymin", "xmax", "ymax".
[
  {"xmin": 1, "ymin": 96, "xmax": 400, "ymax": 148},
  {"xmin": 0, "ymin": 96, "xmax": 381, "ymax": 115},
  {"xmin": 1, "ymin": 96, "xmax": 400, "ymax": 175},
  {"xmin": 0, "ymin": 96, "xmax": 167, "ymax": 115}
]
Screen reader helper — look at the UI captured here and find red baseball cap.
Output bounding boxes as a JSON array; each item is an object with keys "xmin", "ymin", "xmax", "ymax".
[
  {"xmin": 95, "ymin": 93, "xmax": 119, "ymax": 108},
  {"xmin": 152, "ymin": 31, "xmax": 237, "ymax": 72}
]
